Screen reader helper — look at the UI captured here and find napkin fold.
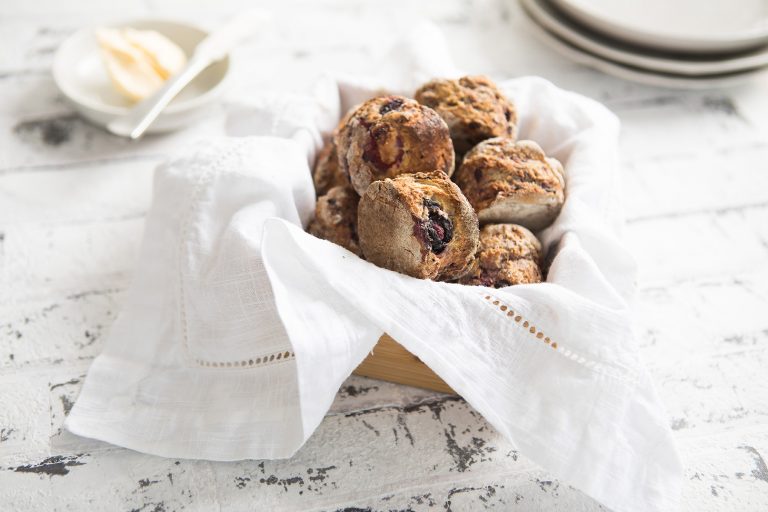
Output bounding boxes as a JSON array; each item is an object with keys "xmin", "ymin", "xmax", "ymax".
[{"xmin": 67, "ymin": 22, "xmax": 682, "ymax": 512}]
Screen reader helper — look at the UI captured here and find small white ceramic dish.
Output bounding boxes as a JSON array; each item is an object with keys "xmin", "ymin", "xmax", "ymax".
[
  {"xmin": 522, "ymin": 9, "xmax": 767, "ymax": 89},
  {"xmin": 522, "ymin": 0, "xmax": 768, "ymax": 76},
  {"xmin": 53, "ymin": 19, "xmax": 230, "ymax": 134},
  {"xmin": 550, "ymin": 0, "xmax": 768, "ymax": 55}
]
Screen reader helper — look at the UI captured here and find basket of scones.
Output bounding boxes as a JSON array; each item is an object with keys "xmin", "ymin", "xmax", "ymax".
[{"xmin": 306, "ymin": 76, "xmax": 565, "ymax": 392}]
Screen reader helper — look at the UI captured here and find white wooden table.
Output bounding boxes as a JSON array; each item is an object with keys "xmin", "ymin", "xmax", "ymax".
[{"xmin": 2, "ymin": 0, "xmax": 768, "ymax": 510}]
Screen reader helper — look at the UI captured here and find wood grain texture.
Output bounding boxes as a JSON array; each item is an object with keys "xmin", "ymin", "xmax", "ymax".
[
  {"xmin": 2, "ymin": 0, "xmax": 768, "ymax": 510},
  {"xmin": 354, "ymin": 335, "xmax": 456, "ymax": 394}
]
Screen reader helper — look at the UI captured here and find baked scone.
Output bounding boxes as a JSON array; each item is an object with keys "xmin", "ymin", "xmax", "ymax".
[
  {"xmin": 454, "ymin": 138, "xmax": 565, "ymax": 231},
  {"xmin": 312, "ymin": 142, "xmax": 349, "ymax": 197},
  {"xmin": 308, "ymin": 185, "xmax": 361, "ymax": 256},
  {"xmin": 312, "ymin": 109, "xmax": 358, "ymax": 196},
  {"xmin": 357, "ymin": 171, "xmax": 478, "ymax": 280},
  {"xmin": 459, "ymin": 224, "xmax": 542, "ymax": 288},
  {"xmin": 415, "ymin": 75, "xmax": 517, "ymax": 157},
  {"xmin": 335, "ymin": 95, "xmax": 455, "ymax": 196}
]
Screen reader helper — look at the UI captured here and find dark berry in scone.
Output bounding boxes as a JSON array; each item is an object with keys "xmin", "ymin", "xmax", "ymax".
[
  {"xmin": 459, "ymin": 224, "xmax": 542, "ymax": 288},
  {"xmin": 335, "ymin": 95, "xmax": 455, "ymax": 196},
  {"xmin": 454, "ymin": 138, "xmax": 565, "ymax": 231},
  {"xmin": 308, "ymin": 185, "xmax": 361, "ymax": 256},
  {"xmin": 357, "ymin": 170, "xmax": 478, "ymax": 280},
  {"xmin": 415, "ymin": 75, "xmax": 517, "ymax": 157}
]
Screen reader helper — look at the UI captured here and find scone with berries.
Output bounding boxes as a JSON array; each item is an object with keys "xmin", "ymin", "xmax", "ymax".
[
  {"xmin": 415, "ymin": 75, "xmax": 517, "ymax": 157},
  {"xmin": 459, "ymin": 224, "xmax": 542, "ymax": 287},
  {"xmin": 454, "ymin": 138, "xmax": 564, "ymax": 231},
  {"xmin": 308, "ymin": 185, "xmax": 361, "ymax": 256},
  {"xmin": 312, "ymin": 142, "xmax": 350, "ymax": 197},
  {"xmin": 335, "ymin": 95, "xmax": 455, "ymax": 195},
  {"xmin": 357, "ymin": 171, "xmax": 478, "ymax": 280}
]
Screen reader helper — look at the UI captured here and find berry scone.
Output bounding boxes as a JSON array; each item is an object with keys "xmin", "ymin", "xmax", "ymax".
[
  {"xmin": 459, "ymin": 224, "xmax": 542, "ymax": 287},
  {"xmin": 415, "ymin": 75, "xmax": 517, "ymax": 157},
  {"xmin": 454, "ymin": 138, "xmax": 565, "ymax": 231},
  {"xmin": 335, "ymin": 95, "xmax": 455, "ymax": 195},
  {"xmin": 312, "ymin": 142, "xmax": 349, "ymax": 197},
  {"xmin": 312, "ymin": 111, "xmax": 358, "ymax": 196},
  {"xmin": 357, "ymin": 171, "xmax": 479, "ymax": 280},
  {"xmin": 308, "ymin": 185, "xmax": 362, "ymax": 256}
]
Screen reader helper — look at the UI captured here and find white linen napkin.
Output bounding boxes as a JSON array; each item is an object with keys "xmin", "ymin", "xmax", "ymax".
[{"xmin": 67, "ymin": 23, "xmax": 682, "ymax": 512}]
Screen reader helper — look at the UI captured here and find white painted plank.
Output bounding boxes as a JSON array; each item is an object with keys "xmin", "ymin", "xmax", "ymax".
[
  {"xmin": 0, "ymin": 159, "xmax": 155, "ymax": 226},
  {"xmin": 655, "ymin": 348, "xmax": 768, "ymax": 437},
  {"xmin": 0, "ymin": 108, "xmax": 224, "ymax": 172},
  {"xmin": 637, "ymin": 272, "xmax": 768, "ymax": 363},
  {"xmin": 0, "ymin": 219, "xmax": 141, "ymax": 302},
  {"xmin": 0, "ymin": 0, "xmax": 146, "ymax": 21},
  {"xmin": 621, "ymin": 145, "xmax": 768, "ymax": 221},
  {"xmin": 678, "ymin": 430, "xmax": 768, "ymax": 511},
  {"xmin": 0, "ymin": 22, "xmax": 77, "ymax": 75},
  {"xmin": 0, "ymin": 73, "xmax": 68, "ymax": 118},
  {"xmin": 617, "ymin": 97, "xmax": 763, "ymax": 165},
  {"xmin": 0, "ymin": 371, "xmax": 54, "ymax": 465},
  {"xmin": 0, "ymin": 289, "xmax": 123, "ymax": 370},
  {"xmin": 627, "ymin": 206, "xmax": 768, "ymax": 285},
  {"xmin": 2, "ymin": 389, "xmax": 766, "ymax": 511}
]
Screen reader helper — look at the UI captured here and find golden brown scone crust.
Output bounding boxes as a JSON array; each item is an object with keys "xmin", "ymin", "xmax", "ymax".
[
  {"xmin": 312, "ymin": 142, "xmax": 349, "ymax": 196},
  {"xmin": 459, "ymin": 224, "xmax": 542, "ymax": 287},
  {"xmin": 308, "ymin": 185, "xmax": 362, "ymax": 256},
  {"xmin": 313, "ymin": 111, "xmax": 358, "ymax": 196},
  {"xmin": 415, "ymin": 75, "xmax": 517, "ymax": 156},
  {"xmin": 454, "ymin": 138, "xmax": 565, "ymax": 231},
  {"xmin": 357, "ymin": 171, "xmax": 478, "ymax": 280},
  {"xmin": 335, "ymin": 96, "xmax": 455, "ymax": 196}
]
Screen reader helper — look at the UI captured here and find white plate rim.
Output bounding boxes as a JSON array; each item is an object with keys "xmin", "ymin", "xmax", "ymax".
[
  {"xmin": 521, "ymin": 9, "xmax": 767, "ymax": 90},
  {"xmin": 521, "ymin": 0, "xmax": 768, "ymax": 76},
  {"xmin": 550, "ymin": 0, "xmax": 768, "ymax": 54}
]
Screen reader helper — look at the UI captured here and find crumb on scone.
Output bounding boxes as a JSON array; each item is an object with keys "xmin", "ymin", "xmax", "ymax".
[
  {"xmin": 415, "ymin": 75, "xmax": 517, "ymax": 156},
  {"xmin": 357, "ymin": 170, "xmax": 478, "ymax": 281},
  {"xmin": 459, "ymin": 224, "xmax": 542, "ymax": 287},
  {"xmin": 308, "ymin": 185, "xmax": 362, "ymax": 256},
  {"xmin": 454, "ymin": 138, "xmax": 565, "ymax": 231},
  {"xmin": 312, "ymin": 141, "xmax": 349, "ymax": 197},
  {"xmin": 335, "ymin": 95, "xmax": 455, "ymax": 196}
]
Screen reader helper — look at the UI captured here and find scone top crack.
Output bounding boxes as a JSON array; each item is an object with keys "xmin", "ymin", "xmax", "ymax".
[
  {"xmin": 455, "ymin": 138, "xmax": 565, "ymax": 231},
  {"xmin": 358, "ymin": 171, "xmax": 479, "ymax": 281},
  {"xmin": 335, "ymin": 95, "xmax": 456, "ymax": 196}
]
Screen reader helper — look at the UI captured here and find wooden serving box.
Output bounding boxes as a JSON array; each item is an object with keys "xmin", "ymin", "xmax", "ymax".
[{"xmin": 353, "ymin": 334, "xmax": 455, "ymax": 394}]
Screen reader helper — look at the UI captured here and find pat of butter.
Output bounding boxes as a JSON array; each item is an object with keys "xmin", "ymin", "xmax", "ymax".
[{"xmin": 96, "ymin": 27, "xmax": 187, "ymax": 102}]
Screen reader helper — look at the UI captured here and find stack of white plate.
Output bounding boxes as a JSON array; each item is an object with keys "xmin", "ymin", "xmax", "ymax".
[{"xmin": 520, "ymin": 0, "xmax": 768, "ymax": 88}]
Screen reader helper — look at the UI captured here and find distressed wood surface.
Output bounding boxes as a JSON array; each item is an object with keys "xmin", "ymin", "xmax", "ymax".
[{"xmin": 2, "ymin": 0, "xmax": 768, "ymax": 510}]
